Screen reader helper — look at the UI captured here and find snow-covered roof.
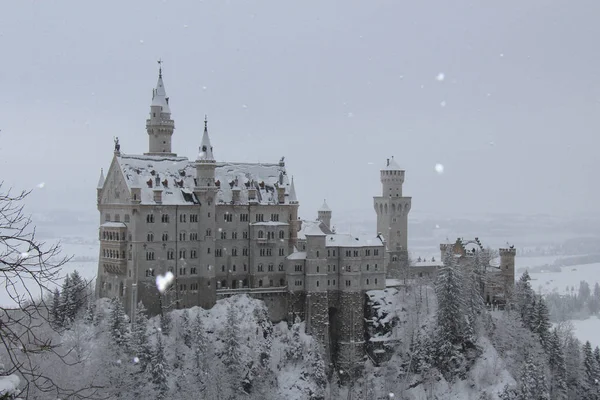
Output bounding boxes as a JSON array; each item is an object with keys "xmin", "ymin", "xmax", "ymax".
[
  {"xmin": 412, "ymin": 260, "xmax": 443, "ymax": 268},
  {"xmin": 325, "ymin": 233, "xmax": 384, "ymax": 248},
  {"xmin": 297, "ymin": 220, "xmax": 332, "ymax": 240},
  {"xmin": 287, "ymin": 251, "xmax": 307, "ymax": 261},
  {"xmin": 318, "ymin": 200, "xmax": 331, "ymax": 212},
  {"xmin": 115, "ymin": 154, "xmax": 295, "ymax": 206},
  {"xmin": 382, "ymin": 156, "xmax": 402, "ymax": 171},
  {"xmin": 151, "ymin": 74, "xmax": 171, "ymax": 113},
  {"xmin": 288, "ymin": 176, "xmax": 298, "ymax": 204},
  {"xmin": 101, "ymin": 222, "xmax": 127, "ymax": 228},
  {"xmin": 251, "ymin": 221, "xmax": 289, "ymax": 226}
]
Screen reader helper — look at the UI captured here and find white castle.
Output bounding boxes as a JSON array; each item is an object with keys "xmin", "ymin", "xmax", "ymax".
[{"xmin": 95, "ymin": 64, "xmax": 513, "ymax": 361}]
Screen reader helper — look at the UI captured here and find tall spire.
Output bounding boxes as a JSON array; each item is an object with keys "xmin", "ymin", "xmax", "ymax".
[
  {"xmin": 319, "ymin": 199, "xmax": 331, "ymax": 212},
  {"xmin": 288, "ymin": 176, "xmax": 298, "ymax": 204},
  {"xmin": 151, "ymin": 60, "xmax": 170, "ymax": 113},
  {"xmin": 198, "ymin": 115, "xmax": 215, "ymax": 161}
]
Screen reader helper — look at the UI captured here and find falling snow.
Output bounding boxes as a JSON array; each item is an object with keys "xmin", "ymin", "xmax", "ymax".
[
  {"xmin": 435, "ymin": 163, "xmax": 444, "ymax": 174},
  {"xmin": 436, "ymin": 72, "xmax": 445, "ymax": 81},
  {"xmin": 156, "ymin": 271, "xmax": 174, "ymax": 293}
]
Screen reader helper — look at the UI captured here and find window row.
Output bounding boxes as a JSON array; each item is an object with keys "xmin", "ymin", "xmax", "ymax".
[
  {"xmin": 102, "ymin": 248, "xmax": 126, "ymax": 259},
  {"xmin": 105, "ymin": 214, "xmax": 130, "ymax": 223},
  {"xmin": 102, "ymin": 231, "xmax": 125, "ymax": 241}
]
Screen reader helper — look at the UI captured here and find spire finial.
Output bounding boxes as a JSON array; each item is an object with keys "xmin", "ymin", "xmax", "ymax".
[
  {"xmin": 204, "ymin": 115, "xmax": 208, "ymax": 131},
  {"xmin": 157, "ymin": 58, "xmax": 163, "ymax": 78}
]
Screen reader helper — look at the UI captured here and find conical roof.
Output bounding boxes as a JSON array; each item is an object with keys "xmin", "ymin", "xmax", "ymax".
[
  {"xmin": 319, "ymin": 199, "xmax": 331, "ymax": 212},
  {"xmin": 198, "ymin": 117, "xmax": 214, "ymax": 161},
  {"xmin": 97, "ymin": 168, "xmax": 105, "ymax": 189},
  {"xmin": 150, "ymin": 66, "xmax": 171, "ymax": 113}
]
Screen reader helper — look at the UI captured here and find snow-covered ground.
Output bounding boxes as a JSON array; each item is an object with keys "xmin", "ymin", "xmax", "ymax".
[
  {"xmin": 570, "ymin": 316, "xmax": 600, "ymax": 349},
  {"xmin": 526, "ymin": 262, "xmax": 600, "ymax": 295}
]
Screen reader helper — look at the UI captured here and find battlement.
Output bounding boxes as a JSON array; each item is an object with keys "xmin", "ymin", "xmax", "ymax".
[{"xmin": 499, "ymin": 247, "xmax": 516, "ymax": 256}]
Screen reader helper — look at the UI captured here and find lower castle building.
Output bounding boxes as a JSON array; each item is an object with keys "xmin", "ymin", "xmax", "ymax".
[{"xmin": 95, "ymin": 64, "xmax": 514, "ymax": 362}]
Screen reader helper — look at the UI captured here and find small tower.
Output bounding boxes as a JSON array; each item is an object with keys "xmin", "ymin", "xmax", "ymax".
[
  {"xmin": 499, "ymin": 246, "xmax": 516, "ymax": 296},
  {"xmin": 193, "ymin": 116, "xmax": 217, "ymax": 309},
  {"xmin": 317, "ymin": 199, "xmax": 332, "ymax": 230},
  {"xmin": 96, "ymin": 168, "xmax": 105, "ymax": 205},
  {"xmin": 145, "ymin": 60, "xmax": 176, "ymax": 156},
  {"xmin": 373, "ymin": 156, "xmax": 412, "ymax": 279}
]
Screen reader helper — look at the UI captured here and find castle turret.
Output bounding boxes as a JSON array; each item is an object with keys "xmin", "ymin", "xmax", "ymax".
[
  {"xmin": 193, "ymin": 116, "xmax": 217, "ymax": 308},
  {"xmin": 499, "ymin": 246, "xmax": 516, "ymax": 294},
  {"xmin": 145, "ymin": 61, "xmax": 176, "ymax": 156},
  {"xmin": 373, "ymin": 156, "xmax": 411, "ymax": 279},
  {"xmin": 96, "ymin": 168, "xmax": 105, "ymax": 205},
  {"xmin": 317, "ymin": 199, "xmax": 332, "ymax": 230}
]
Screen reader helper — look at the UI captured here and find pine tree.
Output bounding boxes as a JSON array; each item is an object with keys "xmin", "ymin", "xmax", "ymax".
[
  {"xmin": 307, "ymin": 339, "xmax": 327, "ymax": 397},
  {"xmin": 51, "ymin": 287, "xmax": 61, "ymax": 327},
  {"xmin": 180, "ymin": 309, "xmax": 191, "ymax": 348},
  {"xmin": 150, "ymin": 332, "xmax": 169, "ymax": 399},
  {"xmin": 59, "ymin": 275, "xmax": 74, "ymax": 326},
  {"xmin": 69, "ymin": 270, "xmax": 87, "ymax": 317},
  {"xmin": 565, "ymin": 336, "xmax": 584, "ymax": 399},
  {"xmin": 548, "ymin": 329, "xmax": 567, "ymax": 400},
  {"xmin": 83, "ymin": 299, "xmax": 96, "ymax": 325},
  {"xmin": 160, "ymin": 312, "xmax": 171, "ymax": 336},
  {"xmin": 515, "ymin": 271, "xmax": 536, "ymax": 330},
  {"xmin": 517, "ymin": 352, "xmax": 550, "ymax": 400},
  {"xmin": 222, "ymin": 302, "xmax": 242, "ymax": 395},
  {"xmin": 434, "ymin": 250, "xmax": 466, "ymax": 379},
  {"xmin": 594, "ymin": 346, "xmax": 600, "ymax": 367},
  {"xmin": 130, "ymin": 302, "xmax": 152, "ymax": 371},
  {"xmin": 582, "ymin": 341, "xmax": 600, "ymax": 400},
  {"xmin": 109, "ymin": 297, "xmax": 130, "ymax": 347},
  {"xmin": 192, "ymin": 312, "xmax": 208, "ymax": 375},
  {"xmin": 285, "ymin": 316, "xmax": 304, "ymax": 362},
  {"xmin": 531, "ymin": 295, "xmax": 551, "ymax": 352}
]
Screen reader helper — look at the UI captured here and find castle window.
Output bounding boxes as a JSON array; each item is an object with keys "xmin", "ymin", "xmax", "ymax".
[
  {"xmin": 221, "ymin": 280, "xmax": 227, "ymax": 288},
  {"xmin": 333, "ymin": 250, "xmax": 336, "ymax": 257},
  {"xmin": 279, "ymin": 230, "xmax": 285, "ymax": 239},
  {"xmin": 375, "ymin": 278, "xmax": 378, "ymax": 285},
  {"xmin": 374, "ymin": 249, "xmax": 379, "ymax": 256},
  {"xmin": 215, "ymin": 249, "xmax": 222, "ymax": 257},
  {"xmin": 179, "ymin": 249, "xmax": 186, "ymax": 259},
  {"xmin": 255, "ymin": 214, "xmax": 264, "ymax": 222},
  {"xmin": 220, "ymin": 231, "xmax": 227, "ymax": 239},
  {"xmin": 179, "ymin": 267, "xmax": 186, "ymax": 275},
  {"xmin": 366, "ymin": 264, "xmax": 370, "ymax": 271},
  {"xmin": 207, "ymin": 247, "xmax": 211, "ymax": 254},
  {"xmin": 114, "ymin": 214, "xmax": 120, "ymax": 222},
  {"xmin": 375, "ymin": 264, "xmax": 378, "ymax": 271},
  {"xmin": 279, "ymin": 248, "xmax": 285, "ymax": 256},
  {"xmin": 366, "ymin": 278, "xmax": 370, "ymax": 285},
  {"xmin": 271, "ymin": 213, "xmax": 279, "ymax": 222},
  {"xmin": 232, "ymin": 265, "xmax": 236, "ymax": 272},
  {"xmin": 105, "ymin": 214, "xmax": 111, "ymax": 222},
  {"xmin": 161, "ymin": 214, "xmax": 169, "ymax": 223},
  {"xmin": 345, "ymin": 280, "xmax": 351, "ymax": 287},
  {"xmin": 146, "ymin": 214, "xmax": 154, "ymax": 223},
  {"xmin": 333, "ymin": 265, "xmax": 336, "ymax": 272},
  {"xmin": 190, "ymin": 232, "xmax": 198, "ymax": 241},
  {"xmin": 224, "ymin": 213, "xmax": 233, "ymax": 222},
  {"xmin": 258, "ymin": 280, "xmax": 263, "ymax": 287},
  {"xmin": 316, "ymin": 251, "xmax": 320, "ymax": 257},
  {"xmin": 190, "ymin": 283, "xmax": 199, "ymax": 291},
  {"xmin": 243, "ymin": 278, "xmax": 248, "ymax": 287},
  {"xmin": 365, "ymin": 249, "xmax": 371, "ymax": 256},
  {"xmin": 268, "ymin": 264, "xmax": 274, "ymax": 272},
  {"xmin": 243, "ymin": 264, "xmax": 247, "ymax": 271},
  {"xmin": 269, "ymin": 279, "xmax": 273, "ymax": 287},
  {"xmin": 353, "ymin": 250, "xmax": 359, "ymax": 257},
  {"xmin": 191, "ymin": 267, "xmax": 197, "ymax": 274},
  {"xmin": 346, "ymin": 266, "xmax": 351, "ymax": 272},
  {"xmin": 206, "ymin": 228, "xmax": 212, "ymax": 237},
  {"xmin": 258, "ymin": 264, "xmax": 264, "ymax": 272},
  {"xmin": 190, "ymin": 250, "xmax": 197, "ymax": 259},
  {"xmin": 316, "ymin": 266, "xmax": 320, "ymax": 273},
  {"xmin": 232, "ymin": 232, "xmax": 238, "ymax": 239},
  {"xmin": 295, "ymin": 265, "xmax": 302, "ymax": 272},
  {"xmin": 231, "ymin": 248, "xmax": 237, "ymax": 256},
  {"xmin": 190, "ymin": 214, "xmax": 198, "ymax": 223},
  {"xmin": 147, "ymin": 233, "xmax": 154, "ymax": 242},
  {"xmin": 333, "ymin": 279, "xmax": 336, "ymax": 285},
  {"xmin": 280, "ymin": 278, "xmax": 285, "ymax": 286},
  {"xmin": 146, "ymin": 251, "xmax": 155, "ymax": 261},
  {"xmin": 327, "ymin": 280, "xmax": 330, "ymax": 286},
  {"xmin": 221, "ymin": 265, "xmax": 225, "ymax": 272},
  {"xmin": 278, "ymin": 263, "xmax": 284, "ymax": 271},
  {"xmin": 243, "ymin": 231, "xmax": 248, "ymax": 239},
  {"xmin": 240, "ymin": 213, "xmax": 249, "ymax": 222},
  {"xmin": 162, "ymin": 233, "xmax": 168, "ymax": 241},
  {"xmin": 258, "ymin": 230, "xmax": 264, "ymax": 239},
  {"xmin": 179, "ymin": 232, "xmax": 186, "ymax": 241},
  {"xmin": 316, "ymin": 281, "xmax": 320, "ymax": 287},
  {"xmin": 327, "ymin": 250, "xmax": 330, "ymax": 257},
  {"xmin": 179, "ymin": 214, "xmax": 186, "ymax": 223},
  {"xmin": 243, "ymin": 248, "xmax": 248, "ymax": 256},
  {"xmin": 346, "ymin": 250, "xmax": 351, "ymax": 257},
  {"xmin": 167, "ymin": 250, "xmax": 174, "ymax": 260}
]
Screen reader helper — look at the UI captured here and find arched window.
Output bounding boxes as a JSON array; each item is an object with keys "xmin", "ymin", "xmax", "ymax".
[
  {"xmin": 280, "ymin": 278, "xmax": 285, "ymax": 286},
  {"xmin": 147, "ymin": 232, "xmax": 154, "ymax": 242},
  {"xmin": 258, "ymin": 280, "xmax": 263, "ymax": 287},
  {"xmin": 279, "ymin": 230, "xmax": 285, "ymax": 239},
  {"xmin": 258, "ymin": 230, "xmax": 264, "ymax": 239}
]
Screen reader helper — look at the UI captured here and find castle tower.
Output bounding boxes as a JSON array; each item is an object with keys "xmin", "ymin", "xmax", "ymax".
[
  {"xmin": 145, "ymin": 61, "xmax": 176, "ymax": 156},
  {"xmin": 373, "ymin": 156, "xmax": 412, "ymax": 279},
  {"xmin": 317, "ymin": 199, "xmax": 332, "ymax": 230},
  {"xmin": 288, "ymin": 176, "xmax": 300, "ymax": 253},
  {"xmin": 303, "ymin": 228, "xmax": 329, "ymax": 350},
  {"xmin": 96, "ymin": 168, "xmax": 104, "ymax": 205},
  {"xmin": 193, "ymin": 116, "xmax": 217, "ymax": 308},
  {"xmin": 499, "ymin": 247, "xmax": 516, "ymax": 297}
]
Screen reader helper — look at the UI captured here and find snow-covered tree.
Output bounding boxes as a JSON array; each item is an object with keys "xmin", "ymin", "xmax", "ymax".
[
  {"xmin": 180, "ymin": 309, "xmax": 191, "ymax": 348},
  {"xmin": 565, "ymin": 336, "xmax": 584, "ymax": 399},
  {"xmin": 150, "ymin": 331, "xmax": 169, "ymax": 399},
  {"xmin": 83, "ymin": 299, "xmax": 96, "ymax": 325},
  {"xmin": 548, "ymin": 328, "xmax": 567, "ymax": 399},
  {"xmin": 130, "ymin": 301, "xmax": 151, "ymax": 371},
  {"xmin": 595, "ymin": 346, "xmax": 600, "ymax": 368},
  {"xmin": 307, "ymin": 339, "xmax": 327, "ymax": 397},
  {"xmin": 222, "ymin": 302, "xmax": 242, "ymax": 395},
  {"xmin": 582, "ymin": 341, "xmax": 600, "ymax": 399},
  {"xmin": 515, "ymin": 271, "xmax": 536, "ymax": 329},
  {"xmin": 531, "ymin": 295, "xmax": 551, "ymax": 352},
  {"xmin": 109, "ymin": 296, "xmax": 129, "ymax": 347},
  {"xmin": 285, "ymin": 316, "xmax": 304, "ymax": 362},
  {"xmin": 192, "ymin": 312, "xmax": 208, "ymax": 375},
  {"xmin": 51, "ymin": 287, "xmax": 61, "ymax": 326},
  {"xmin": 517, "ymin": 352, "xmax": 550, "ymax": 400},
  {"xmin": 160, "ymin": 312, "xmax": 171, "ymax": 336},
  {"xmin": 434, "ymin": 250, "xmax": 468, "ymax": 379}
]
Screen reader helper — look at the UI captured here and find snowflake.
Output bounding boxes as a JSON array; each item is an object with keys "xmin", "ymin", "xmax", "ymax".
[
  {"xmin": 156, "ymin": 271, "xmax": 175, "ymax": 293},
  {"xmin": 436, "ymin": 73, "xmax": 445, "ymax": 81},
  {"xmin": 37, "ymin": 182, "xmax": 45, "ymax": 188},
  {"xmin": 435, "ymin": 163, "xmax": 444, "ymax": 174}
]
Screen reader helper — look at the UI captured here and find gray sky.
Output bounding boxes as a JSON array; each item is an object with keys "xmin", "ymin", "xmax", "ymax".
[{"xmin": 1, "ymin": 0, "xmax": 598, "ymax": 221}]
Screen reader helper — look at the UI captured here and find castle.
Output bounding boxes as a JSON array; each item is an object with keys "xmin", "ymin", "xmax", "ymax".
[{"xmin": 95, "ymin": 64, "xmax": 515, "ymax": 362}]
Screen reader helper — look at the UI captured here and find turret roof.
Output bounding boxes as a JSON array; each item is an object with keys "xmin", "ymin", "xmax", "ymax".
[
  {"xmin": 97, "ymin": 168, "xmax": 105, "ymax": 189},
  {"xmin": 198, "ymin": 117, "xmax": 214, "ymax": 161},
  {"xmin": 383, "ymin": 156, "xmax": 402, "ymax": 171},
  {"xmin": 151, "ymin": 67, "xmax": 171, "ymax": 113},
  {"xmin": 318, "ymin": 199, "xmax": 331, "ymax": 212}
]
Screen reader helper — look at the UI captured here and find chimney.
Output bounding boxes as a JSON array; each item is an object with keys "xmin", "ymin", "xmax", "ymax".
[
  {"xmin": 232, "ymin": 187, "xmax": 241, "ymax": 204},
  {"xmin": 248, "ymin": 186, "xmax": 257, "ymax": 202},
  {"xmin": 277, "ymin": 187, "xmax": 285, "ymax": 204}
]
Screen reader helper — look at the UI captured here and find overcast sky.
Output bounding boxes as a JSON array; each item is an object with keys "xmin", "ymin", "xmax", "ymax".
[{"xmin": 1, "ymin": 0, "xmax": 598, "ymax": 221}]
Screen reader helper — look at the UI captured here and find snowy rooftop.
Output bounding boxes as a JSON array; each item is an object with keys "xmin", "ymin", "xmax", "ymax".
[
  {"xmin": 297, "ymin": 220, "xmax": 332, "ymax": 240},
  {"xmin": 115, "ymin": 154, "xmax": 294, "ymax": 206},
  {"xmin": 412, "ymin": 260, "xmax": 444, "ymax": 268},
  {"xmin": 382, "ymin": 156, "xmax": 402, "ymax": 171},
  {"xmin": 325, "ymin": 233, "xmax": 384, "ymax": 248},
  {"xmin": 101, "ymin": 222, "xmax": 127, "ymax": 228},
  {"xmin": 251, "ymin": 221, "xmax": 289, "ymax": 226},
  {"xmin": 287, "ymin": 251, "xmax": 307, "ymax": 261}
]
